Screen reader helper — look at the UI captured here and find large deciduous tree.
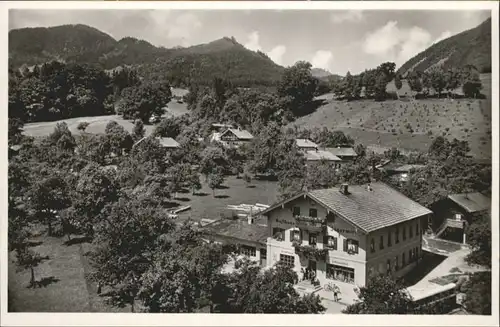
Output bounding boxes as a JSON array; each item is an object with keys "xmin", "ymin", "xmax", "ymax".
[
  {"xmin": 117, "ymin": 82, "xmax": 171, "ymax": 122},
  {"xmin": 277, "ymin": 61, "xmax": 318, "ymax": 116}
]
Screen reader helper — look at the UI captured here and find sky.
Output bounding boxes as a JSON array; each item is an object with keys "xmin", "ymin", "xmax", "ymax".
[{"xmin": 9, "ymin": 9, "xmax": 491, "ymax": 75}]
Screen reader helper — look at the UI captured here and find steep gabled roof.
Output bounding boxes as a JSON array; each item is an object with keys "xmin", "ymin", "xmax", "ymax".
[
  {"xmin": 221, "ymin": 128, "xmax": 254, "ymax": 140},
  {"xmin": 305, "ymin": 150, "xmax": 341, "ymax": 161},
  {"xmin": 261, "ymin": 182, "xmax": 432, "ymax": 233}
]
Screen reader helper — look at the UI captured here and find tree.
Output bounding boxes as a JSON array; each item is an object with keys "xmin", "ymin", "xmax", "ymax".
[
  {"xmin": 462, "ymin": 271, "xmax": 491, "ymax": 315},
  {"xmin": 200, "ymin": 146, "xmax": 229, "ymax": 180},
  {"xmin": 394, "ymin": 74, "xmax": 403, "ymax": 99},
  {"xmin": 343, "ymin": 275, "xmax": 415, "ymax": 314},
  {"xmin": 461, "ymin": 66, "xmax": 482, "ymax": 98},
  {"xmin": 224, "ymin": 260, "xmax": 325, "ymax": 313},
  {"xmin": 306, "ymin": 160, "xmax": 338, "ymax": 190},
  {"xmin": 72, "ymin": 163, "xmax": 120, "ymax": 237},
  {"xmin": 242, "ymin": 171, "xmax": 252, "ymax": 187},
  {"xmin": 188, "ymin": 170, "xmax": 202, "ymax": 195},
  {"xmin": 429, "ymin": 69, "xmax": 446, "ymax": 97},
  {"xmin": 77, "ymin": 122, "xmax": 90, "ymax": 132},
  {"xmin": 407, "ymin": 71, "xmax": 423, "ymax": 95},
  {"xmin": 277, "ymin": 61, "xmax": 318, "ymax": 116},
  {"xmin": 15, "ymin": 246, "xmax": 45, "ymax": 288},
  {"xmin": 208, "ymin": 170, "xmax": 225, "ymax": 197},
  {"xmin": 444, "ymin": 69, "xmax": 461, "ymax": 97},
  {"xmin": 104, "ymin": 121, "xmax": 134, "ymax": 156},
  {"xmin": 117, "ymin": 82, "xmax": 171, "ymax": 123},
  {"xmin": 132, "ymin": 120, "xmax": 145, "ymax": 141},
  {"xmin": 89, "ymin": 198, "xmax": 174, "ymax": 312},
  {"xmin": 28, "ymin": 174, "xmax": 71, "ymax": 236},
  {"xmin": 374, "ymin": 72, "xmax": 388, "ymax": 101},
  {"xmin": 465, "ymin": 214, "xmax": 491, "ymax": 268},
  {"xmin": 153, "ymin": 116, "xmax": 182, "ymax": 139}
]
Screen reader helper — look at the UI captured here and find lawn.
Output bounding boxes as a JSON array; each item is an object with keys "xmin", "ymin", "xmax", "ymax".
[
  {"xmin": 175, "ymin": 175, "xmax": 280, "ymax": 223},
  {"xmin": 22, "ymin": 99, "xmax": 189, "ymax": 138},
  {"xmin": 8, "ymin": 225, "xmax": 129, "ymax": 312},
  {"xmin": 295, "ymin": 74, "xmax": 492, "ymax": 159}
]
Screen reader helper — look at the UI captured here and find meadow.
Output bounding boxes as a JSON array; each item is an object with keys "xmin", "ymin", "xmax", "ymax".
[{"xmin": 294, "ymin": 75, "xmax": 492, "ymax": 159}]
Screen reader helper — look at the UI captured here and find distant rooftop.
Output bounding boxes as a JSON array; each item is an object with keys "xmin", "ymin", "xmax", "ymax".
[
  {"xmin": 261, "ymin": 182, "xmax": 432, "ymax": 233},
  {"xmin": 305, "ymin": 150, "xmax": 341, "ymax": 161},
  {"xmin": 384, "ymin": 164, "xmax": 427, "ymax": 173},
  {"xmin": 133, "ymin": 136, "xmax": 180, "ymax": 148},
  {"xmin": 325, "ymin": 147, "xmax": 358, "ymax": 157},
  {"xmin": 202, "ymin": 217, "xmax": 268, "ymax": 245},
  {"xmin": 295, "ymin": 138, "xmax": 318, "ymax": 149},
  {"xmin": 448, "ymin": 193, "xmax": 490, "ymax": 213},
  {"xmin": 222, "ymin": 128, "xmax": 254, "ymax": 140}
]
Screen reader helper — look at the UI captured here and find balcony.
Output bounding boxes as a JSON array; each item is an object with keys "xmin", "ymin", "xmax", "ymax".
[{"xmin": 292, "ymin": 241, "xmax": 329, "ymax": 261}]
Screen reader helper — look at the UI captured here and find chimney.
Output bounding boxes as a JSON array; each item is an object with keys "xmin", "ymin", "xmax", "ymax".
[{"xmin": 340, "ymin": 183, "xmax": 349, "ymax": 195}]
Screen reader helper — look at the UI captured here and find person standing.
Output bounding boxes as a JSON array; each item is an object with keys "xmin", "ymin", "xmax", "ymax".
[{"xmin": 333, "ymin": 285, "xmax": 339, "ymax": 302}]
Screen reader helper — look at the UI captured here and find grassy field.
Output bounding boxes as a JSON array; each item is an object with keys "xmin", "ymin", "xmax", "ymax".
[
  {"xmin": 22, "ymin": 99, "xmax": 189, "ymax": 138},
  {"xmin": 175, "ymin": 175, "xmax": 279, "ymax": 223},
  {"xmin": 294, "ymin": 74, "xmax": 492, "ymax": 159},
  {"xmin": 8, "ymin": 225, "xmax": 129, "ymax": 312}
]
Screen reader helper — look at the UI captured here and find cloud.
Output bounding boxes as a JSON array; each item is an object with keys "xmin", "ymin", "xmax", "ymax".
[
  {"xmin": 165, "ymin": 13, "xmax": 202, "ymax": 46},
  {"xmin": 362, "ymin": 21, "xmax": 433, "ymax": 66},
  {"xmin": 330, "ymin": 10, "xmax": 364, "ymax": 24},
  {"xmin": 268, "ymin": 45, "xmax": 286, "ymax": 65},
  {"xmin": 311, "ymin": 50, "xmax": 333, "ymax": 70},
  {"xmin": 244, "ymin": 31, "xmax": 262, "ymax": 51},
  {"xmin": 433, "ymin": 30, "xmax": 452, "ymax": 44}
]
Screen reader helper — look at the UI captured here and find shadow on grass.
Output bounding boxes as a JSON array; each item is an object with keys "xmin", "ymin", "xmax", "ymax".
[
  {"xmin": 194, "ymin": 192, "xmax": 210, "ymax": 197},
  {"xmin": 214, "ymin": 195, "xmax": 230, "ymax": 199},
  {"xmin": 246, "ymin": 185, "xmax": 256, "ymax": 188},
  {"xmin": 294, "ymin": 99, "xmax": 327, "ymax": 118},
  {"xmin": 402, "ymin": 251, "xmax": 447, "ymax": 286},
  {"xmin": 64, "ymin": 236, "xmax": 92, "ymax": 246},
  {"xmin": 162, "ymin": 201, "xmax": 181, "ymax": 209},
  {"xmin": 175, "ymin": 197, "xmax": 191, "ymax": 202},
  {"xmin": 27, "ymin": 240, "xmax": 43, "ymax": 247},
  {"xmin": 36, "ymin": 276, "xmax": 60, "ymax": 288},
  {"xmin": 216, "ymin": 185, "xmax": 230, "ymax": 190},
  {"xmin": 177, "ymin": 188, "xmax": 190, "ymax": 194}
]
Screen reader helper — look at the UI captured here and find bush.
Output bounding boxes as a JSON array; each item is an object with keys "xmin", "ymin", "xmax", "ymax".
[{"xmin": 77, "ymin": 122, "xmax": 90, "ymax": 131}]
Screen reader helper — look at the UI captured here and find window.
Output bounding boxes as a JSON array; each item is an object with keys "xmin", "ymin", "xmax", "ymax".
[
  {"xmin": 280, "ymin": 254, "xmax": 295, "ymax": 267},
  {"xmin": 324, "ymin": 236, "xmax": 337, "ymax": 250},
  {"xmin": 409, "ymin": 225, "xmax": 414, "ymax": 238},
  {"xmin": 260, "ymin": 249, "xmax": 267, "ymax": 260},
  {"xmin": 415, "ymin": 247, "xmax": 419, "ymax": 260},
  {"xmin": 402, "ymin": 252, "xmax": 406, "ymax": 266},
  {"xmin": 309, "ymin": 233, "xmax": 317, "ymax": 246},
  {"xmin": 379, "ymin": 235, "xmax": 384, "ymax": 250},
  {"xmin": 290, "ymin": 229, "xmax": 302, "ymax": 242},
  {"xmin": 370, "ymin": 238, "xmax": 375, "ymax": 253},
  {"xmin": 416, "ymin": 222, "xmax": 419, "ymax": 236},
  {"xmin": 395, "ymin": 255, "xmax": 399, "ymax": 271},
  {"xmin": 326, "ymin": 264, "xmax": 355, "ymax": 284},
  {"xmin": 378, "ymin": 262, "xmax": 384, "ymax": 274},
  {"xmin": 409, "ymin": 249, "xmax": 413, "ymax": 262},
  {"xmin": 388, "ymin": 231, "xmax": 392, "ymax": 247},
  {"xmin": 309, "ymin": 208, "xmax": 318, "ymax": 218},
  {"xmin": 386, "ymin": 259, "xmax": 391, "ymax": 273},
  {"xmin": 395, "ymin": 227, "xmax": 400, "ymax": 244},
  {"xmin": 272, "ymin": 228, "xmax": 285, "ymax": 241},
  {"xmin": 292, "ymin": 206, "xmax": 301, "ymax": 217},
  {"xmin": 241, "ymin": 245, "xmax": 256, "ymax": 257},
  {"xmin": 403, "ymin": 227, "xmax": 407, "ymax": 240},
  {"xmin": 344, "ymin": 239, "xmax": 359, "ymax": 254}
]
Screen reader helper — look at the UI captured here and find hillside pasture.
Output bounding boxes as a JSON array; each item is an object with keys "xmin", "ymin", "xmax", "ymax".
[
  {"xmin": 296, "ymin": 75, "xmax": 492, "ymax": 159},
  {"xmin": 22, "ymin": 99, "xmax": 189, "ymax": 138}
]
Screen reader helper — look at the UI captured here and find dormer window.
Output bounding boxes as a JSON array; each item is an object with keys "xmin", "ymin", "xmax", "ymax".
[{"xmin": 309, "ymin": 208, "xmax": 318, "ymax": 218}]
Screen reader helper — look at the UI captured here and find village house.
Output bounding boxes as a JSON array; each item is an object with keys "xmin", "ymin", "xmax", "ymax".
[
  {"xmin": 295, "ymin": 139, "xmax": 319, "ymax": 152},
  {"xmin": 430, "ymin": 192, "xmax": 491, "ymax": 244},
  {"xmin": 379, "ymin": 163, "xmax": 427, "ymax": 185},
  {"xmin": 201, "ymin": 215, "xmax": 269, "ymax": 267},
  {"xmin": 304, "ymin": 149, "xmax": 343, "ymax": 168},
  {"xmin": 214, "ymin": 128, "xmax": 254, "ymax": 148},
  {"xmin": 324, "ymin": 147, "xmax": 358, "ymax": 162},
  {"xmin": 259, "ymin": 182, "xmax": 432, "ymax": 304}
]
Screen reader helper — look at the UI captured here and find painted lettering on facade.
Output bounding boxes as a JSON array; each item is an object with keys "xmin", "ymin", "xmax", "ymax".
[{"xmin": 334, "ymin": 228, "xmax": 357, "ymax": 234}]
